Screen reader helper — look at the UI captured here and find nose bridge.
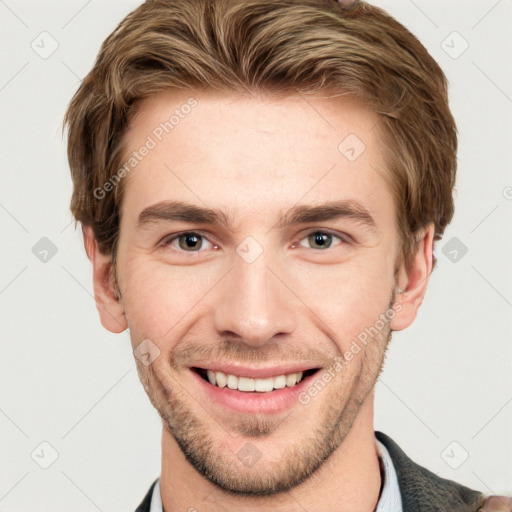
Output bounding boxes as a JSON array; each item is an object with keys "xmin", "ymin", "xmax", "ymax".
[{"xmin": 213, "ymin": 246, "xmax": 296, "ymax": 347}]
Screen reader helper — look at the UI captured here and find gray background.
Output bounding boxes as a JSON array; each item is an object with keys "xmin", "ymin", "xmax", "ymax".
[{"xmin": 0, "ymin": 0, "xmax": 511, "ymax": 510}]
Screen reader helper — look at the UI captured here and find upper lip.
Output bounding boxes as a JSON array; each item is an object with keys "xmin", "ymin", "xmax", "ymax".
[{"xmin": 191, "ymin": 362, "xmax": 321, "ymax": 379}]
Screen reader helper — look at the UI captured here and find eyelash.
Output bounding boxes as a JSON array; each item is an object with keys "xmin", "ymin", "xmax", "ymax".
[{"xmin": 159, "ymin": 229, "xmax": 351, "ymax": 253}]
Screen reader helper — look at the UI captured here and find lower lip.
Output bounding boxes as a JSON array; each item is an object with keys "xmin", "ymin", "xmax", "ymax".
[{"xmin": 189, "ymin": 369, "xmax": 319, "ymax": 414}]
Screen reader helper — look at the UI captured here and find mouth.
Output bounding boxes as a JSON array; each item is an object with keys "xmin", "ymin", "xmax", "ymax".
[{"xmin": 191, "ymin": 367, "xmax": 320, "ymax": 393}]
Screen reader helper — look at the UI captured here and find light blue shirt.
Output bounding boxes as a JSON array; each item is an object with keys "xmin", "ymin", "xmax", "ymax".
[{"xmin": 150, "ymin": 438, "xmax": 402, "ymax": 512}]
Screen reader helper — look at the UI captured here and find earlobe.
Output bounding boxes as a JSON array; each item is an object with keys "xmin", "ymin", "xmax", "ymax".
[
  {"xmin": 82, "ymin": 225, "xmax": 128, "ymax": 334},
  {"xmin": 390, "ymin": 223, "xmax": 435, "ymax": 332}
]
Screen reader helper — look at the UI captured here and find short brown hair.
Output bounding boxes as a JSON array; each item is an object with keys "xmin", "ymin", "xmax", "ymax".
[{"xmin": 63, "ymin": 0, "xmax": 457, "ymax": 270}]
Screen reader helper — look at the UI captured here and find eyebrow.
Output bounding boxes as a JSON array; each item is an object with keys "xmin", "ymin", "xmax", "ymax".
[{"xmin": 137, "ymin": 199, "xmax": 377, "ymax": 233}]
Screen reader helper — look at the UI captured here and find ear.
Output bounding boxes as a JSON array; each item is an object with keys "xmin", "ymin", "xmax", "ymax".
[
  {"xmin": 82, "ymin": 225, "xmax": 128, "ymax": 334},
  {"xmin": 390, "ymin": 223, "xmax": 435, "ymax": 331}
]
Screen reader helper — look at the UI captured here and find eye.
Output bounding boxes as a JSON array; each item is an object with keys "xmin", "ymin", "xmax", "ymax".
[
  {"xmin": 295, "ymin": 230, "xmax": 348, "ymax": 250},
  {"xmin": 161, "ymin": 232, "xmax": 215, "ymax": 252}
]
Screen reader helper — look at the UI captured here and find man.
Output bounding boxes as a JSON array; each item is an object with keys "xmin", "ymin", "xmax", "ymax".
[{"xmin": 63, "ymin": 0, "xmax": 510, "ymax": 510}]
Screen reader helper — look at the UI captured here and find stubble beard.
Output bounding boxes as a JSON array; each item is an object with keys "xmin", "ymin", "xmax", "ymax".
[{"xmin": 135, "ymin": 300, "xmax": 395, "ymax": 496}]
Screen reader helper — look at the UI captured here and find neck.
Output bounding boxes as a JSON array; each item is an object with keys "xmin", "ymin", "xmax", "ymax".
[{"xmin": 160, "ymin": 390, "xmax": 381, "ymax": 512}]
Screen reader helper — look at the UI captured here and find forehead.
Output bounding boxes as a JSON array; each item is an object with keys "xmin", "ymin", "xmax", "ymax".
[{"xmin": 119, "ymin": 89, "xmax": 394, "ymax": 229}]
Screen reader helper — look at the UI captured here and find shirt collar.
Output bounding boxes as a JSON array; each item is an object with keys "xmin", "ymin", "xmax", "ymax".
[
  {"xmin": 375, "ymin": 438, "xmax": 403, "ymax": 512},
  {"xmin": 150, "ymin": 436, "xmax": 403, "ymax": 512},
  {"xmin": 149, "ymin": 478, "xmax": 162, "ymax": 512}
]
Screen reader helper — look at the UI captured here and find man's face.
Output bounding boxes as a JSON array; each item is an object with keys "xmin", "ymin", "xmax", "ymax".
[{"xmin": 109, "ymin": 90, "xmax": 405, "ymax": 494}]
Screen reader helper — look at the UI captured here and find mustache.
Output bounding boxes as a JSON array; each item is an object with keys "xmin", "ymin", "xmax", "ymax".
[{"xmin": 170, "ymin": 338, "xmax": 337, "ymax": 370}]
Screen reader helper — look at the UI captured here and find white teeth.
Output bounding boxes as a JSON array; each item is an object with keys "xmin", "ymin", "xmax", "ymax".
[
  {"xmin": 207, "ymin": 370, "xmax": 216, "ymax": 385},
  {"xmin": 273, "ymin": 375, "xmax": 287, "ymax": 389},
  {"xmin": 238, "ymin": 377, "xmax": 255, "ymax": 392},
  {"xmin": 202, "ymin": 369, "xmax": 307, "ymax": 393},
  {"xmin": 286, "ymin": 373, "xmax": 298, "ymax": 387},
  {"xmin": 215, "ymin": 371, "xmax": 227, "ymax": 388},
  {"xmin": 254, "ymin": 377, "xmax": 274, "ymax": 392},
  {"xmin": 226, "ymin": 374, "xmax": 238, "ymax": 390}
]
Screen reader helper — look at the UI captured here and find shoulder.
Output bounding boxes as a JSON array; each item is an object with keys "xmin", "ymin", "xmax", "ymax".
[
  {"xmin": 479, "ymin": 496, "xmax": 512, "ymax": 511},
  {"xmin": 375, "ymin": 431, "xmax": 510, "ymax": 512}
]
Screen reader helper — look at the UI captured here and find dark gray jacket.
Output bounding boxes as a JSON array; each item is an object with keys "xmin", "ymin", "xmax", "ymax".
[{"xmin": 135, "ymin": 430, "xmax": 510, "ymax": 512}]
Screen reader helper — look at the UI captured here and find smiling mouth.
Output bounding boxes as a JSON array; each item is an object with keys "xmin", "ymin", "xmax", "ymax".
[{"xmin": 192, "ymin": 367, "xmax": 320, "ymax": 393}]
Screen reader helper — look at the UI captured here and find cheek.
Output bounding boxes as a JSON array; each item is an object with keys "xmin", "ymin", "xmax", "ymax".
[
  {"xmin": 288, "ymin": 257, "xmax": 394, "ymax": 344},
  {"xmin": 119, "ymin": 257, "xmax": 223, "ymax": 343}
]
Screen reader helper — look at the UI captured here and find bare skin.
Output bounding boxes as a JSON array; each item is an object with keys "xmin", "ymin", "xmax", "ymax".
[{"xmin": 84, "ymin": 89, "xmax": 433, "ymax": 511}]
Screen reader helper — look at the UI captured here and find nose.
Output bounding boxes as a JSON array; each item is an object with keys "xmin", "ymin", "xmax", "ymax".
[{"xmin": 213, "ymin": 250, "xmax": 297, "ymax": 348}]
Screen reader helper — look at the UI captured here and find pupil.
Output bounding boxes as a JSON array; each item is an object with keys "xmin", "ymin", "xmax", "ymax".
[
  {"xmin": 181, "ymin": 234, "xmax": 200, "ymax": 250},
  {"xmin": 311, "ymin": 232, "xmax": 331, "ymax": 249}
]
